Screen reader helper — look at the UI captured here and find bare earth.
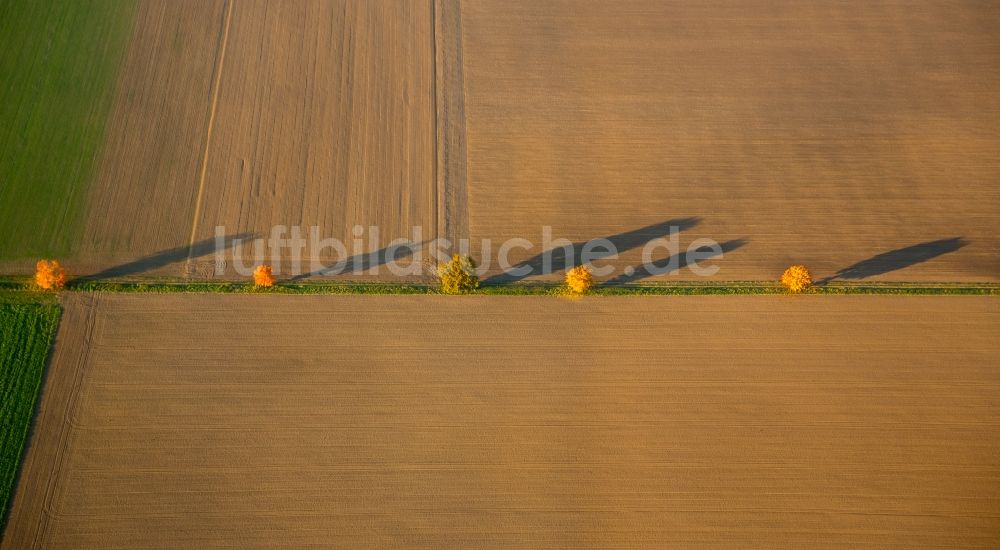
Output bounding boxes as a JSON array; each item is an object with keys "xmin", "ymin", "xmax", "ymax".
[
  {"xmin": 3, "ymin": 0, "xmax": 993, "ymax": 283},
  {"xmin": 58, "ymin": 0, "xmax": 436, "ymax": 279},
  {"xmin": 460, "ymin": 0, "xmax": 1000, "ymax": 282},
  {"xmin": 78, "ymin": 0, "xmax": 227, "ymax": 274},
  {"xmin": 4, "ymin": 293, "xmax": 998, "ymax": 548},
  {"xmin": 189, "ymin": 0, "xmax": 436, "ymax": 278}
]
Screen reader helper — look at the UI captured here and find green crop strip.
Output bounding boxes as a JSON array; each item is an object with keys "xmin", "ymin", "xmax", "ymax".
[
  {"xmin": 0, "ymin": 299, "xmax": 60, "ymax": 523},
  {"xmin": 0, "ymin": 277, "xmax": 996, "ymax": 296}
]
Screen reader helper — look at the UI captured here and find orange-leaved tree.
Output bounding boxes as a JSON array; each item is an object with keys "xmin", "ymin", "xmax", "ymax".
[
  {"xmin": 35, "ymin": 260, "xmax": 67, "ymax": 291},
  {"xmin": 253, "ymin": 264, "xmax": 275, "ymax": 288},
  {"xmin": 565, "ymin": 265, "xmax": 593, "ymax": 294},
  {"xmin": 780, "ymin": 264, "xmax": 812, "ymax": 293}
]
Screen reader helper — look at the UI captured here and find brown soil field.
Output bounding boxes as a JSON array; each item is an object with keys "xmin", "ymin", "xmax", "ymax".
[
  {"xmin": 37, "ymin": 0, "xmax": 436, "ymax": 279},
  {"xmin": 187, "ymin": 0, "xmax": 436, "ymax": 278},
  {"xmin": 6, "ymin": 0, "xmax": 994, "ymax": 283},
  {"xmin": 76, "ymin": 0, "xmax": 227, "ymax": 276},
  {"xmin": 459, "ymin": 1, "xmax": 1000, "ymax": 282},
  {"xmin": 4, "ymin": 293, "xmax": 998, "ymax": 548}
]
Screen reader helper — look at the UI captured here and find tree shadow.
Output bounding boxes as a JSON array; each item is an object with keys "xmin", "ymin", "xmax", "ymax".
[
  {"xmin": 606, "ymin": 238, "xmax": 747, "ymax": 284},
  {"xmin": 83, "ymin": 233, "xmax": 257, "ymax": 279},
  {"xmin": 483, "ymin": 217, "xmax": 701, "ymax": 284},
  {"xmin": 820, "ymin": 237, "xmax": 968, "ymax": 283},
  {"xmin": 289, "ymin": 240, "xmax": 429, "ymax": 281}
]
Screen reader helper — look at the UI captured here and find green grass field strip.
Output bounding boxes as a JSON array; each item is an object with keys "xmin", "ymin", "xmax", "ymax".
[
  {"xmin": 0, "ymin": 0, "xmax": 136, "ymax": 260},
  {"xmin": 0, "ymin": 300, "xmax": 60, "ymax": 524}
]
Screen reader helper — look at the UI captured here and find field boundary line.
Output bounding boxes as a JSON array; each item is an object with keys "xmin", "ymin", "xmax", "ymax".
[
  {"xmin": 431, "ymin": 0, "xmax": 439, "ymax": 244},
  {"xmin": 185, "ymin": 0, "xmax": 235, "ymax": 276},
  {"xmin": 433, "ymin": 0, "xmax": 470, "ymax": 246},
  {"xmin": 1, "ymin": 277, "xmax": 998, "ymax": 296}
]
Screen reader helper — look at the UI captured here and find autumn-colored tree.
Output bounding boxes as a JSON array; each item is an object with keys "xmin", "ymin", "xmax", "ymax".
[
  {"xmin": 437, "ymin": 254, "xmax": 479, "ymax": 294},
  {"xmin": 780, "ymin": 264, "xmax": 812, "ymax": 293},
  {"xmin": 34, "ymin": 260, "xmax": 67, "ymax": 291},
  {"xmin": 253, "ymin": 264, "xmax": 275, "ymax": 288},
  {"xmin": 565, "ymin": 265, "xmax": 593, "ymax": 294}
]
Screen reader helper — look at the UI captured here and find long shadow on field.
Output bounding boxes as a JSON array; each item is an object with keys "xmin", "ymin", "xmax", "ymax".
[
  {"xmin": 483, "ymin": 217, "xmax": 701, "ymax": 284},
  {"xmin": 819, "ymin": 237, "xmax": 968, "ymax": 283},
  {"xmin": 84, "ymin": 233, "xmax": 257, "ymax": 278},
  {"xmin": 606, "ymin": 238, "xmax": 748, "ymax": 285},
  {"xmin": 289, "ymin": 240, "xmax": 429, "ymax": 281}
]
